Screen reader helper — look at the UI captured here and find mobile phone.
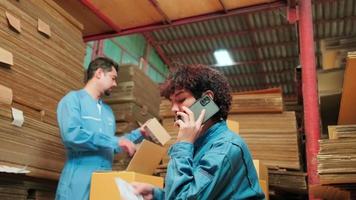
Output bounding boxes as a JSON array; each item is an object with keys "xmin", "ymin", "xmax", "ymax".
[{"xmin": 189, "ymin": 95, "xmax": 220, "ymax": 124}]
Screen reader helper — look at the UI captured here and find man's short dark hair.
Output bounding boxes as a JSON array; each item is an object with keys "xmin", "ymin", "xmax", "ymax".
[
  {"xmin": 85, "ymin": 57, "xmax": 119, "ymax": 83},
  {"xmin": 161, "ymin": 64, "xmax": 232, "ymax": 120}
]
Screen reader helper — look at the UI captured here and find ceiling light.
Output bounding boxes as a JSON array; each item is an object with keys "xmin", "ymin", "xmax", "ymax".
[{"xmin": 214, "ymin": 49, "xmax": 234, "ymax": 66}]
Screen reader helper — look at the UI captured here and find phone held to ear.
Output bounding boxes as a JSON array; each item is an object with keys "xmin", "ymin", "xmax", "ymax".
[
  {"xmin": 190, "ymin": 95, "xmax": 219, "ymax": 124},
  {"xmin": 175, "ymin": 95, "xmax": 220, "ymax": 124}
]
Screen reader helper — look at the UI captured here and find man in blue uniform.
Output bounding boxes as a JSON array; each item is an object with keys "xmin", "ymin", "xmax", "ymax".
[
  {"xmin": 55, "ymin": 57, "xmax": 145, "ymax": 200},
  {"xmin": 132, "ymin": 64, "xmax": 265, "ymax": 199}
]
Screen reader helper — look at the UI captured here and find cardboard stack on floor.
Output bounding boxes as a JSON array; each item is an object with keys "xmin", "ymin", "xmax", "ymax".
[
  {"xmin": 313, "ymin": 53, "xmax": 356, "ymax": 199},
  {"xmin": 90, "ymin": 118, "xmax": 171, "ymax": 200},
  {"xmin": 0, "ymin": 173, "xmax": 57, "ymax": 200},
  {"xmin": 103, "ymin": 64, "xmax": 161, "ymax": 171},
  {"xmin": 314, "ymin": 125, "xmax": 356, "ymax": 199},
  {"xmin": 158, "ymin": 88, "xmax": 305, "ymax": 196},
  {"xmin": 0, "ymin": 0, "xmax": 85, "ymax": 187},
  {"xmin": 228, "ymin": 89, "xmax": 305, "ymax": 194}
]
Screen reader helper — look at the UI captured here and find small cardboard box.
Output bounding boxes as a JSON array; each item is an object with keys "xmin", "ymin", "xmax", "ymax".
[
  {"xmin": 227, "ymin": 119, "xmax": 239, "ymax": 133},
  {"xmin": 253, "ymin": 160, "xmax": 269, "ymax": 200},
  {"xmin": 253, "ymin": 160, "xmax": 268, "ymax": 182},
  {"xmin": 90, "ymin": 171, "xmax": 163, "ymax": 200},
  {"xmin": 126, "ymin": 139, "xmax": 166, "ymax": 175},
  {"xmin": 259, "ymin": 179, "xmax": 269, "ymax": 200},
  {"xmin": 144, "ymin": 118, "xmax": 171, "ymax": 145}
]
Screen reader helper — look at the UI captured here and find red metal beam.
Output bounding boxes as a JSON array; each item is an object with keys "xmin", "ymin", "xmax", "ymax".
[
  {"xmin": 148, "ymin": 0, "xmax": 171, "ymax": 24},
  {"xmin": 109, "ymin": 38, "xmax": 167, "ymax": 78},
  {"xmin": 83, "ymin": 1, "xmax": 286, "ymax": 42},
  {"xmin": 168, "ymin": 41, "xmax": 297, "ymax": 58},
  {"xmin": 299, "ymin": 0, "xmax": 320, "ymax": 198},
  {"xmin": 218, "ymin": 0, "xmax": 228, "ymax": 13},
  {"xmin": 143, "ymin": 32, "xmax": 174, "ymax": 70},
  {"xmin": 91, "ymin": 41, "xmax": 99, "ymax": 60}
]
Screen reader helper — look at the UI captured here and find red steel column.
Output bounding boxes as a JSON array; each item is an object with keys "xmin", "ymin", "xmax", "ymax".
[{"xmin": 298, "ymin": 0, "xmax": 320, "ymax": 198}]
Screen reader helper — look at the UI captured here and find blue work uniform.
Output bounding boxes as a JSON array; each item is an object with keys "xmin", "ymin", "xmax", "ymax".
[
  {"xmin": 55, "ymin": 89, "xmax": 143, "ymax": 200},
  {"xmin": 153, "ymin": 121, "xmax": 265, "ymax": 200}
]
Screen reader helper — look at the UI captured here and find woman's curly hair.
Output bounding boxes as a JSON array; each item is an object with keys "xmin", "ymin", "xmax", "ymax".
[{"xmin": 161, "ymin": 64, "xmax": 232, "ymax": 120}]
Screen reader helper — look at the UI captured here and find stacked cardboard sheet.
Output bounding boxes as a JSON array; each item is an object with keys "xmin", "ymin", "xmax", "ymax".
[
  {"xmin": 318, "ymin": 125, "xmax": 356, "ymax": 184},
  {"xmin": 0, "ymin": 173, "xmax": 57, "ymax": 200},
  {"xmin": 311, "ymin": 184, "xmax": 356, "ymax": 200},
  {"xmin": 229, "ymin": 112, "xmax": 300, "ymax": 170},
  {"xmin": 0, "ymin": 0, "xmax": 85, "ymax": 182},
  {"xmin": 268, "ymin": 170, "xmax": 307, "ymax": 192},
  {"xmin": 104, "ymin": 64, "xmax": 161, "ymax": 117}
]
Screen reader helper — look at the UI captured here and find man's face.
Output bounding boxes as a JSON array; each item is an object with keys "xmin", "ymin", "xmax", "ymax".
[
  {"xmin": 100, "ymin": 67, "xmax": 118, "ymax": 96},
  {"xmin": 169, "ymin": 89, "xmax": 197, "ymax": 119}
]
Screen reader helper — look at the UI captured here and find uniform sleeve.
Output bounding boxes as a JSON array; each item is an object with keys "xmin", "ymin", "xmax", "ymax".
[
  {"xmin": 57, "ymin": 93, "xmax": 119, "ymax": 151},
  {"xmin": 112, "ymin": 129, "xmax": 144, "ymax": 154},
  {"xmin": 123, "ymin": 128, "xmax": 144, "ymax": 144},
  {"xmin": 163, "ymin": 142, "xmax": 237, "ymax": 200}
]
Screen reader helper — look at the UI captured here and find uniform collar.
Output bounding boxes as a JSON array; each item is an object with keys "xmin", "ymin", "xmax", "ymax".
[
  {"xmin": 194, "ymin": 120, "xmax": 227, "ymax": 148},
  {"xmin": 80, "ymin": 89, "xmax": 102, "ymax": 104}
]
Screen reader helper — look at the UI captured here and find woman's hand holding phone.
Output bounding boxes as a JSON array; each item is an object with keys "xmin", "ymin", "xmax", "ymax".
[{"xmin": 175, "ymin": 106, "xmax": 206, "ymax": 143}]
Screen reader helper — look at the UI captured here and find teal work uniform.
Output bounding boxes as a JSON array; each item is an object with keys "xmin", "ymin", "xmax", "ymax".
[
  {"xmin": 153, "ymin": 121, "xmax": 265, "ymax": 200},
  {"xmin": 55, "ymin": 89, "xmax": 143, "ymax": 200}
]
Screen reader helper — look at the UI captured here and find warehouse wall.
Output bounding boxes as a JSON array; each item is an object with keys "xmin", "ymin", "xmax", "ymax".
[{"xmin": 84, "ymin": 34, "xmax": 169, "ymax": 83}]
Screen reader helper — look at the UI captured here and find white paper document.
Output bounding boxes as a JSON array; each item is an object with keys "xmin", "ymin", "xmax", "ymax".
[
  {"xmin": 115, "ymin": 178, "xmax": 143, "ymax": 200},
  {"xmin": 11, "ymin": 107, "xmax": 24, "ymax": 127},
  {"xmin": 0, "ymin": 165, "xmax": 30, "ymax": 174}
]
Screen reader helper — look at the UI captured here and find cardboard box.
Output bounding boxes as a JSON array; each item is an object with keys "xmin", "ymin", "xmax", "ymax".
[
  {"xmin": 127, "ymin": 140, "xmax": 166, "ymax": 175},
  {"xmin": 227, "ymin": 119, "xmax": 239, "ymax": 133},
  {"xmin": 253, "ymin": 160, "xmax": 269, "ymax": 200},
  {"xmin": 253, "ymin": 160, "xmax": 268, "ymax": 182},
  {"xmin": 144, "ymin": 118, "xmax": 171, "ymax": 146},
  {"xmin": 90, "ymin": 171, "xmax": 163, "ymax": 200},
  {"xmin": 259, "ymin": 180, "xmax": 269, "ymax": 200}
]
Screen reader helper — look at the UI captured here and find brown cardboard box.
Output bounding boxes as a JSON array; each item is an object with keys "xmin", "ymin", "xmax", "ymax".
[
  {"xmin": 90, "ymin": 171, "xmax": 163, "ymax": 200},
  {"xmin": 144, "ymin": 118, "xmax": 171, "ymax": 146},
  {"xmin": 253, "ymin": 160, "xmax": 268, "ymax": 181},
  {"xmin": 259, "ymin": 180, "xmax": 269, "ymax": 200},
  {"xmin": 227, "ymin": 119, "xmax": 239, "ymax": 133},
  {"xmin": 253, "ymin": 160, "xmax": 269, "ymax": 200},
  {"xmin": 127, "ymin": 140, "xmax": 167, "ymax": 175}
]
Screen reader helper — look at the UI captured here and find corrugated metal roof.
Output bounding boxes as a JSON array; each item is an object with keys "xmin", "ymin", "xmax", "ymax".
[{"xmin": 148, "ymin": 0, "xmax": 356, "ymax": 99}]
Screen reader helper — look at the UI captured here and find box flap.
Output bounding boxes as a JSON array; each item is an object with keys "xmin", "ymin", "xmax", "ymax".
[
  {"xmin": 90, "ymin": 171, "xmax": 163, "ymax": 200},
  {"xmin": 126, "ymin": 140, "xmax": 166, "ymax": 175},
  {"xmin": 144, "ymin": 118, "xmax": 171, "ymax": 145},
  {"xmin": 38, "ymin": 18, "xmax": 51, "ymax": 37},
  {"xmin": 5, "ymin": 11, "xmax": 21, "ymax": 33},
  {"xmin": 0, "ymin": 47, "xmax": 13, "ymax": 67}
]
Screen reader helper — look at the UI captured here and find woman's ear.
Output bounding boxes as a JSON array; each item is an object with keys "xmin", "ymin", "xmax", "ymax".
[{"xmin": 204, "ymin": 90, "xmax": 214, "ymax": 100}]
